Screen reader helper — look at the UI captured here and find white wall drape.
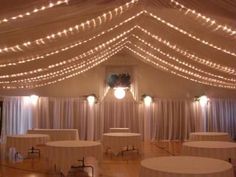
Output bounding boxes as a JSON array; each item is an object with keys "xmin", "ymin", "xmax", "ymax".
[
  {"xmin": 142, "ymin": 99, "xmax": 236, "ymax": 141},
  {"xmin": 100, "ymin": 101, "xmax": 140, "ymax": 133},
  {"xmin": 1, "ymin": 97, "xmax": 236, "ymax": 142},
  {"xmin": 1, "ymin": 97, "xmax": 33, "ymax": 142}
]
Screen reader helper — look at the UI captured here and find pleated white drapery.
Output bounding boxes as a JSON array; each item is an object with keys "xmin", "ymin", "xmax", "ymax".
[{"xmin": 1, "ymin": 97, "xmax": 236, "ymax": 142}]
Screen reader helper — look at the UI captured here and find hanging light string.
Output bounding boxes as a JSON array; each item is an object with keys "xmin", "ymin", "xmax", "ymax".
[
  {"xmin": 130, "ymin": 43, "xmax": 236, "ymax": 87},
  {"xmin": 131, "ymin": 34, "xmax": 236, "ymax": 83},
  {"xmin": 0, "ymin": 0, "xmax": 69, "ymax": 25},
  {"xmin": 0, "ymin": 11, "xmax": 143, "ymax": 68},
  {"xmin": 0, "ymin": 28, "xmax": 134, "ymax": 79},
  {"xmin": 1, "ymin": 41, "xmax": 127, "ymax": 89},
  {"xmin": 170, "ymin": 0, "xmax": 236, "ymax": 38},
  {"xmin": 1, "ymin": 25, "xmax": 235, "ymax": 86},
  {"xmin": 0, "ymin": 38, "xmax": 129, "ymax": 85},
  {"xmin": 125, "ymin": 46, "xmax": 236, "ymax": 89},
  {"xmin": 142, "ymin": 10, "xmax": 236, "ymax": 57},
  {"xmin": 135, "ymin": 25, "xmax": 236, "ymax": 75},
  {"xmin": 0, "ymin": 0, "xmax": 138, "ymax": 54},
  {"xmin": 1, "ymin": 9, "xmax": 234, "ymax": 69}
]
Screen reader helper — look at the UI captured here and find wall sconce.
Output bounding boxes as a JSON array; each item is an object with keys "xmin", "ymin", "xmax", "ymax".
[
  {"xmin": 142, "ymin": 95, "xmax": 153, "ymax": 106},
  {"xmin": 87, "ymin": 94, "xmax": 97, "ymax": 105},
  {"xmin": 195, "ymin": 95, "xmax": 209, "ymax": 107},
  {"xmin": 30, "ymin": 95, "xmax": 39, "ymax": 105}
]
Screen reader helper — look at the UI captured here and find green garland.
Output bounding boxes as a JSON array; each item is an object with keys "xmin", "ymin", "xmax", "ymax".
[{"xmin": 107, "ymin": 73, "xmax": 131, "ymax": 88}]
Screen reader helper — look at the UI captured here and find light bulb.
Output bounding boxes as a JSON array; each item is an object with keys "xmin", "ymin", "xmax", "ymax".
[{"xmin": 114, "ymin": 87, "xmax": 126, "ymax": 99}]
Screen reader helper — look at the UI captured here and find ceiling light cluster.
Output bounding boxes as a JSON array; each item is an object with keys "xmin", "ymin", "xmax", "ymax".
[
  {"xmin": 0, "ymin": 12, "xmax": 143, "ymax": 67},
  {"xmin": 136, "ymin": 26, "xmax": 236, "ymax": 75},
  {"xmin": 131, "ymin": 34, "xmax": 236, "ymax": 83},
  {"xmin": 125, "ymin": 46, "xmax": 236, "ymax": 89},
  {"xmin": 143, "ymin": 10, "xmax": 236, "ymax": 57},
  {"xmin": 0, "ymin": 0, "xmax": 138, "ymax": 54},
  {"xmin": 1, "ymin": 40, "xmax": 128, "ymax": 89},
  {"xmin": 0, "ymin": 0, "xmax": 69, "ymax": 25},
  {"xmin": 170, "ymin": 0, "xmax": 236, "ymax": 38}
]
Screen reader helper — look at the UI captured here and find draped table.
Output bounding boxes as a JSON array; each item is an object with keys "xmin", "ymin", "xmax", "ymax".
[
  {"xmin": 27, "ymin": 129, "xmax": 79, "ymax": 141},
  {"xmin": 181, "ymin": 141, "xmax": 236, "ymax": 161},
  {"xmin": 6, "ymin": 134, "xmax": 50, "ymax": 157},
  {"xmin": 102, "ymin": 133, "xmax": 141, "ymax": 155},
  {"xmin": 109, "ymin": 128, "xmax": 130, "ymax": 133},
  {"xmin": 189, "ymin": 132, "xmax": 231, "ymax": 141},
  {"xmin": 140, "ymin": 156, "xmax": 234, "ymax": 177},
  {"xmin": 45, "ymin": 140, "xmax": 102, "ymax": 176}
]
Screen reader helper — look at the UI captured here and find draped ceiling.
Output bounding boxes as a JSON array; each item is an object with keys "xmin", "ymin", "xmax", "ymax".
[{"xmin": 0, "ymin": 0, "xmax": 236, "ymax": 91}]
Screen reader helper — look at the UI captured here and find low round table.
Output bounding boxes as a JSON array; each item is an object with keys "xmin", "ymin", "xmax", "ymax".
[
  {"xmin": 109, "ymin": 128, "xmax": 130, "ymax": 133},
  {"xmin": 102, "ymin": 133, "xmax": 141, "ymax": 155},
  {"xmin": 189, "ymin": 132, "xmax": 231, "ymax": 141},
  {"xmin": 6, "ymin": 134, "xmax": 50, "ymax": 157},
  {"xmin": 140, "ymin": 156, "xmax": 234, "ymax": 177},
  {"xmin": 182, "ymin": 141, "xmax": 236, "ymax": 161},
  {"xmin": 45, "ymin": 140, "xmax": 102, "ymax": 176}
]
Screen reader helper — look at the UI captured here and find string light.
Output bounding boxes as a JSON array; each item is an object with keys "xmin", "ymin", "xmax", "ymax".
[
  {"xmin": 0, "ymin": 28, "xmax": 134, "ymax": 79},
  {"xmin": 0, "ymin": 0, "xmax": 138, "ymax": 54},
  {"xmin": 1, "ymin": 39, "xmax": 129, "ymax": 86},
  {"xmin": 143, "ymin": 10, "xmax": 236, "ymax": 57},
  {"xmin": 131, "ymin": 34, "xmax": 236, "ymax": 83},
  {"xmin": 33, "ymin": 44, "xmax": 125, "ymax": 89},
  {"xmin": 0, "ymin": 40, "xmax": 128, "ymax": 89},
  {"xmin": 131, "ymin": 43, "xmax": 236, "ymax": 87},
  {"xmin": 0, "ymin": 11, "xmax": 143, "ymax": 67},
  {"xmin": 125, "ymin": 46, "xmax": 236, "ymax": 89},
  {"xmin": 0, "ymin": 39, "xmax": 129, "ymax": 87},
  {"xmin": 170, "ymin": 0, "xmax": 236, "ymax": 38},
  {"xmin": 135, "ymin": 25, "xmax": 236, "ymax": 75},
  {"xmin": 0, "ymin": 0, "xmax": 69, "ymax": 25}
]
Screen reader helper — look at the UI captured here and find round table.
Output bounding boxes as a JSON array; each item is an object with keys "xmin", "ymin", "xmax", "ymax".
[
  {"xmin": 45, "ymin": 140, "xmax": 102, "ymax": 176},
  {"xmin": 102, "ymin": 132, "xmax": 141, "ymax": 155},
  {"xmin": 6, "ymin": 134, "xmax": 50, "ymax": 157},
  {"xmin": 109, "ymin": 128, "xmax": 130, "ymax": 133},
  {"xmin": 140, "ymin": 156, "xmax": 234, "ymax": 177},
  {"xmin": 181, "ymin": 141, "xmax": 236, "ymax": 161},
  {"xmin": 189, "ymin": 132, "xmax": 231, "ymax": 141}
]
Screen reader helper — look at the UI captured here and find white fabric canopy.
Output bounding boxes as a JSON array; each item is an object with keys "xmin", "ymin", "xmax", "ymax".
[{"xmin": 0, "ymin": 0, "xmax": 235, "ymax": 91}]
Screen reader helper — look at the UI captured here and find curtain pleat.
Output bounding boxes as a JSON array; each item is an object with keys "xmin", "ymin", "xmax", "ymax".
[{"xmin": 1, "ymin": 97, "xmax": 236, "ymax": 142}]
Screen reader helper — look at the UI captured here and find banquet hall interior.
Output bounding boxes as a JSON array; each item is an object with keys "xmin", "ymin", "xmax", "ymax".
[{"xmin": 0, "ymin": 0, "xmax": 236, "ymax": 177}]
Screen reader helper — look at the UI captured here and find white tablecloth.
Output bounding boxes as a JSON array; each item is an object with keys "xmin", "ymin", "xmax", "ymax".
[
  {"xmin": 181, "ymin": 141, "xmax": 236, "ymax": 160},
  {"xmin": 27, "ymin": 129, "xmax": 79, "ymax": 141},
  {"xmin": 102, "ymin": 133, "xmax": 141, "ymax": 154},
  {"xmin": 189, "ymin": 132, "xmax": 231, "ymax": 141},
  {"xmin": 109, "ymin": 128, "xmax": 130, "ymax": 133},
  {"xmin": 140, "ymin": 156, "xmax": 234, "ymax": 177},
  {"xmin": 45, "ymin": 140, "xmax": 102, "ymax": 176},
  {"xmin": 6, "ymin": 134, "xmax": 50, "ymax": 157}
]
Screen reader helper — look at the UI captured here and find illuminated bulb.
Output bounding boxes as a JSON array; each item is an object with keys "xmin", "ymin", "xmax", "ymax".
[
  {"xmin": 114, "ymin": 87, "xmax": 126, "ymax": 99},
  {"xmin": 143, "ymin": 96, "xmax": 152, "ymax": 105},
  {"xmin": 30, "ymin": 95, "xmax": 39, "ymax": 105},
  {"xmin": 87, "ymin": 95, "xmax": 96, "ymax": 105},
  {"xmin": 199, "ymin": 95, "xmax": 209, "ymax": 107}
]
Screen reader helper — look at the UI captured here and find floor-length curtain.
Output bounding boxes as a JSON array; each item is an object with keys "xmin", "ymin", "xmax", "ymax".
[
  {"xmin": 147, "ymin": 99, "xmax": 199, "ymax": 141},
  {"xmin": 1, "ymin": 97, "xmax": 33, "ymax": 142},
  {"xmin": 100, "ymin": 100, "xmax": 140, "ymax": 133},
  {"xmin": 207, "ymin": 99, "xmax": 236, "ymax": 139}
]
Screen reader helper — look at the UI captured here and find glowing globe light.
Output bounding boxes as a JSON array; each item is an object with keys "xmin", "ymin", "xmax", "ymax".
[
  {"xmin": 114, "ymin": 87, "xmax": 126, "ymax": 99},
  {"xmin": 199, "ymin": 95, "xmax": 209, "ymax": 107},
  {"xmin": 144, "ymin": 95, "xmax": 152, "ymax": 105}
]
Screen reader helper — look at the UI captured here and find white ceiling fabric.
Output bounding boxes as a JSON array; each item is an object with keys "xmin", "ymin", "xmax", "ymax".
[{"xmin": 0, "ymin": 0, "xmax": 235, "ymax": 90}]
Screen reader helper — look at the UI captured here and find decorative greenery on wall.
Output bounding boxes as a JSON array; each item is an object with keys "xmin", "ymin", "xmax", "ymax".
[{"xmin": 107, "ymin": 73, "xmax": 131, "ymax": 88}]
